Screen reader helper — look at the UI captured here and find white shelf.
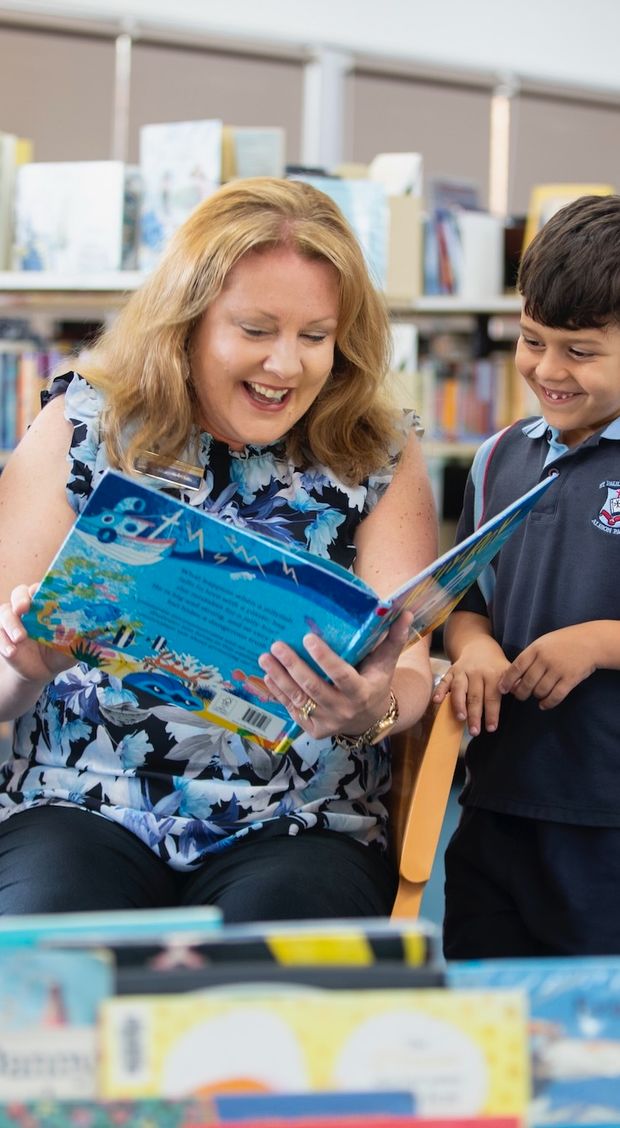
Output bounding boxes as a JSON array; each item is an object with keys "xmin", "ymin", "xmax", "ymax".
[
  {"xmin": 0, "ymin": 271, "xmax": 146, "ymax": 292},
  {"xmin": 0, "ymin": 273, "xmax": 521, "ymax": 316},
  {"xmin": 388, "ymin": 293, "xmax": 521, "ymax": 315}
]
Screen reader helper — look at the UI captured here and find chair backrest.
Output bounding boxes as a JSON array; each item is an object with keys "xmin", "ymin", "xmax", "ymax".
[{"xmin": 387, "ymin": 660, "xmax": 464, "ymax": 919}]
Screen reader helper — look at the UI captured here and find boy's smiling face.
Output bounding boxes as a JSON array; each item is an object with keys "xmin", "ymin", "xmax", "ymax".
[{"xmin": 516, "ymin": 315, "xmax": 620, "ymax": 446}]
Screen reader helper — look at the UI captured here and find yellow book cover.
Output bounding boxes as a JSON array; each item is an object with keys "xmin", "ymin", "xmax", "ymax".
[
  {"xmin": 100, "ymin": 987, "xmax": 529, "ymax": 1118},
  {"xmin": 523, "ymin": 182, "xmax": 614, "ymax": 251}
]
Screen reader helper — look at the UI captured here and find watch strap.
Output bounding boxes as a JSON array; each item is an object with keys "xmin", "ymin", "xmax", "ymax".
[{"xmin": 334, "ymin": 690, "xmax": 399, "ymax": 752}]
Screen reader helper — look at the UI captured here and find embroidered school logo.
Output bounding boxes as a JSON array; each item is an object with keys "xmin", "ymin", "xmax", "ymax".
[{"xmin": 593, "ymin": 481, "xmax": 620, "ymax": 534}]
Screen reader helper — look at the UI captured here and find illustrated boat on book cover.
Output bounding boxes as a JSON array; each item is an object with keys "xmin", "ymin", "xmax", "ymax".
[{"xmin": 75, "ymin": 496, "xmax": 176, "ymax": 565}]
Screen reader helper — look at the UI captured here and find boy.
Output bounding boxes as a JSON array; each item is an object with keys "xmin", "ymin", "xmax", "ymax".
[{"xmin": 435, "ymin": 194, "xmax": 620, "ymax": 958}]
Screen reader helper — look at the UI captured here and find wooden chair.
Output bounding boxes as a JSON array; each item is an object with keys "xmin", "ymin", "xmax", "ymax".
[{"xmin": 388, "ymin": 659, "xmax": 465, "ymax": 919}]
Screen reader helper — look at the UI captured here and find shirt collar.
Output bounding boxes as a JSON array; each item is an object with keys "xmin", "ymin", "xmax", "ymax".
[{"xmin": 522, "ymin": 416, "xmax": 620, "ymax": 442}]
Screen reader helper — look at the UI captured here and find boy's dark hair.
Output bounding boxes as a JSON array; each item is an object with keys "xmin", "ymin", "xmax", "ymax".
[{"xmin": 518, "ymin": 193, "xmax": 620, "ymax": 329}]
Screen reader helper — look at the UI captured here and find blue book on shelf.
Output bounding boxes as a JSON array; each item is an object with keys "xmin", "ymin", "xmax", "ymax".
[
  {"xmin": 448, "ymin": 955, "xmax": 620, "ymax": 1126},
  {"xmin": 23, "ymin": 467, "xmax": 555, "ymax": 754}
]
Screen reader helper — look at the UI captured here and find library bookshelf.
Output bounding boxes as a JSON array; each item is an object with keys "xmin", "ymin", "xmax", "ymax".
[{"xmin": 0, "ymin": 273, "xmax": 522, "ymax": 467}]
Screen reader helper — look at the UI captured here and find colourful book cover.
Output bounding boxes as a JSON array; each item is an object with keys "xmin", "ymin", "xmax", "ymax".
[
  {"xmin": 205, "ymin": 1118, "xmax": 522, "ymax": 1128},
  {"xmin": 99, "ymin": 986, "xmax": 528, "ymax": 1115},
  {"xmin": 0, "ymin": 947, "xmax": 113, "ymax": 1099},
  {"xmin": 114, "ymin": 916, "xmax": 441, "ymax": 979},
  {"xmin": 0, "ymin": 1108, "xmax": 523, "ymax": 1128},
  {"xmin": 448, "ymin": 956, "xmax": 620, "ymax": 1125},
  {"xmin": 138, "ymin": 118, "xmax": 223, "ymax": 271},
  {"xmin": 22, "ymin": 467, "xmax": 555, "ymax": 754},
  {"xmin": 0, "ymin": 1098, "xmax": 218, "ymax": 1127},
  {"xmin": 0, "ymin": 1111, "xmax": 523, "ymax": 1128},
  {"xmin": 12, "ymin": 160, "xmax": 126, "ymax": 273},
  {"xmin": 0, "ymin": 904, "xmax": 221, "ymax": 949},
  {"xmin": 291, "ymin": 174, "xmax": 389, "ymax": 289}
]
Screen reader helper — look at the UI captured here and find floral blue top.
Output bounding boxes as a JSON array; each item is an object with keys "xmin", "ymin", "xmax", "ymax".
[{"xmin": 0, "ymin": 373, "xmax": 419, "ymax": 870}]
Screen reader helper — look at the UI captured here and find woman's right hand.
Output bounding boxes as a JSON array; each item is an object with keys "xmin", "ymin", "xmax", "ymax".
[{"xmin": 0, "ymin": 584, "xmax": 74, "ymax": 685}]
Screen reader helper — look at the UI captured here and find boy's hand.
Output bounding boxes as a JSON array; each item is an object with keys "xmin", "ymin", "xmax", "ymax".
[
  {"xmin": 433, "ymin": 637, "xmax": 511, "ymax": 736},
  {"xmin": 498, "ymin": 624, "xmax": 599, "ymax": 708}
]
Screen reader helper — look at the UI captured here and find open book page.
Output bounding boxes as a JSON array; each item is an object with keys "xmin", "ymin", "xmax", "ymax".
[
  {"xmin": 383, "ymin": 472, "xmax": 557, "ymax": 646},
  {"xmin": 339, "ymin": 472, "xmax": 557, "ymax": 666},
  {"xmin": 22, "ymin": 470, "xmax": 385, "ymax": 754},
  {"xmin": 23, "ymin": 469, "xmax": 555, "ymax": 753}
]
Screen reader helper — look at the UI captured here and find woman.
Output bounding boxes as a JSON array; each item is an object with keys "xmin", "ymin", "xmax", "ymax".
[{"xmin": 0, "ymin": 177, "xmax": 437, "ymax": 921}]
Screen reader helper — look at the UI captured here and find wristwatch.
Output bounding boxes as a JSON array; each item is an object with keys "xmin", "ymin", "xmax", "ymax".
[{"xmin": 334, "ymin": 691, "xmax": 399, "ymax": 751}]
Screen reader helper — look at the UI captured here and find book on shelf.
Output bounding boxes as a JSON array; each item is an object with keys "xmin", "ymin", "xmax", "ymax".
[
  {"xmin": 415, "ymin": 349, "xmax": 525, "ymax": 443},
  {"xmin": 290, "ymin": 172, "xmax": 389, "ymax": 290},
  {"xmin": 427, "ymin": 175, "xmax": 481, "ymax": 213},
  {"xmin": 121, "ymin": 163, "xmax": 143, "ymax": 270},
  {"xmin": 22, "ymin": 466, "xmax": 556, "ymax": 754},
  {"xmin": 221, "ymin": 124, "xmax": 285, "ymax": 181},
  {"xmin": 99, "ymin": 985, "xmax": 528, "ymax": 1114},
  {"xmin": 522, "ymin": 181, "xmax": 615, "ymax": 252},
  {"xmin": 368, "ymin": 151, "xmax": 423, "ymax": 198},
  {"xmin": 389, "ymin": 321, "xmax": 419, "ymax": 409},
  {"xmin": 0, "ymin": 132, "xmax": 32, "ymax": 270},
  {"xmin": 12, "ymin": 160, "xmax": 134, "ymax": 273},
  {"xmin": 423, "ymin": 176, "xmax": 505, "ymax": 300},
  {"xmin": 0, "ymin": 946, "xmax": 113, "ymax": 1099},
  {"xmin": 138, "ymin": 118, "xmax": 223, "ymax": 271},
  {"xmin": 423, "ymin": 209, "xmax": 503, "ymax": 299},
  {"xmin": 448, "ymin": 955, "xmax": 620, "ymax": 1126},
  {"xmin": 0, "ymin": 339, "xmax": 94, "ymax": 454}
]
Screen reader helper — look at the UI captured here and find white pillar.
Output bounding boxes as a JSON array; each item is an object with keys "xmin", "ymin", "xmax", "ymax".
[
  {"xmin": 111, "ymin": 29, "xmax": 133, "ymax": 163},
  {"xmin": 301, "ymin": 46, "xmax": 353, "ymax": 170},
  {"xmin": 488, "ymin": 73, "xmax": 519, "ymax": 218}
]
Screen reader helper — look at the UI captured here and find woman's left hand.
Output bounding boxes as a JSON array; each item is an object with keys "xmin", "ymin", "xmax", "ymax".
[{"xmin": 257, "ymin": 611, "xmax": 413, "ymax": 740}]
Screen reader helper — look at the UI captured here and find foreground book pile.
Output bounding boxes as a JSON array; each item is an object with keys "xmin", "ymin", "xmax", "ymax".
[
  {"xmin": 0, "ymin": 908, "xmax": 531, "ymax": 1124},
  {"xmin": 2, "ymin": 905, "xmax": 619, "ymax": 1126}
]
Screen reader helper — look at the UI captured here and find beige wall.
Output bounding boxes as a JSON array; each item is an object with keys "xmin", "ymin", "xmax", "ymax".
[
  {"xmin": 0, "ymin": 23, "xmax": 116, "ymax": 160},
  {"xmin": 347, "ymin": 69, "xmax": 492, "ymax": 206},
  {"xmin": 1, "ymin": 18, "xmax": 620, "ymax": 218},
  {"xmin": 128, "ymin": 41, "xmax": 304, "ymax": 166}
]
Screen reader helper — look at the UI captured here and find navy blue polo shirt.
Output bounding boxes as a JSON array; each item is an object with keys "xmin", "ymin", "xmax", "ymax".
[{"xmin": 455, "ymin": 415, "xmax": 620, "ymax": 825}]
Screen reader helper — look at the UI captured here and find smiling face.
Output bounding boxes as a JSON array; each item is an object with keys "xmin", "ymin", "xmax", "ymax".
[
  {"xmin": 189, "ymin": 245, "xmax": 340, "ymax": 449},
  {"xmin": 516, "ymin": 315, "xmax": 620, "ymax": 446}
]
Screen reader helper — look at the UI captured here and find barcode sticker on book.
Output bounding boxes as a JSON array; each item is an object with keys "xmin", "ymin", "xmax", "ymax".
[{"xmin": 209, "ymin": 690, "xmax": 284, "ymax": 741}]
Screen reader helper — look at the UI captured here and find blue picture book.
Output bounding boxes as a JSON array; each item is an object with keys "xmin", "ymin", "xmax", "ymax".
[
  {"xmin": 448, "ymin": 956, "xmax": 620, "ymax": 1125},
  {"xmin": 23, "ymin": 467, "xmax": 555, "ymax": 754},
  {"xmin": 0, "ymin": 946, "xmax": 113, "ymax": 1099},
  {"xmin": 0, "ymin": 904, "xmax": 221, "ymax": 949}
]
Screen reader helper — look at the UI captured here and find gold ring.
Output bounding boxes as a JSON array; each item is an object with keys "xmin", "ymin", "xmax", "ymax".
[{"xmin": 299, "ymin": 697, "xmax": 317, "ymax": 720}]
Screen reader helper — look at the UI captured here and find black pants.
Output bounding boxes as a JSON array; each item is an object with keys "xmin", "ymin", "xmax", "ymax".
[
  {"xmin": 0, "ymin": 807, "xmax": 397, "ymax": 922},
  {"xmin": 444, "ymin": 806, "xmax": 620, "ymax": 958}
]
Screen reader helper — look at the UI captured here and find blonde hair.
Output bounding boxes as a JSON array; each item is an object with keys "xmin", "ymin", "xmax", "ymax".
[{"xmin": 80, "ymin": 177, "xmax": 400, "ymax": 483}]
